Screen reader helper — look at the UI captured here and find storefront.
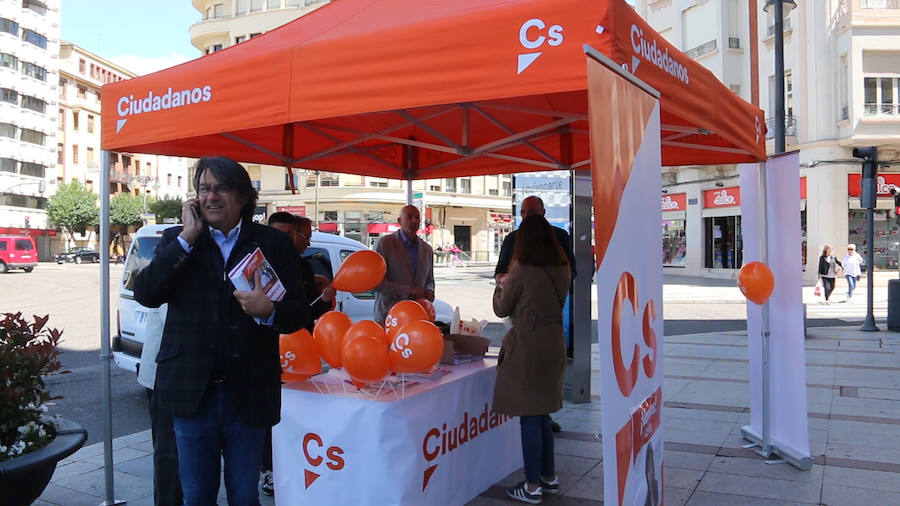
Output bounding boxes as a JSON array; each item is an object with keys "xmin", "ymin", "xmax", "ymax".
[
  {"xmin": 661, "ymin": 193, "xmax": 686, "ymax": 267},
  {"xmin": 702, "ymin": 187, "xmax": 742, "ymax": 270},
  {"xmin": 848, "ymin": 173, "xmax": 900, "ymax": 269}
]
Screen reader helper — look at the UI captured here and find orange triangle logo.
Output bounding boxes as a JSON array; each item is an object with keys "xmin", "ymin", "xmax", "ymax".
[
  {"xmin": 422, "ymin": 464, "xmax": 438, "ymax": 490},
  {"xmin": 304, "ymin": 468, "xmax": 320, "ymax": 489}
]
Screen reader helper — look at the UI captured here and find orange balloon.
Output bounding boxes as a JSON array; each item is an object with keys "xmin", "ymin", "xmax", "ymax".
[
  {"xmin": 388, "ymin": 320, "xmax": 444, "ymax": 373},
  {"xmin": 344, "ymin": 320, "xmax": 390, "ymax": 348},
  {"xmin": 342, "ymin": 336, "xmax": 391, "ymax": 386},
  {"xmin": 332, "ymin": 250, "xmax": 386, "ymax": 293},
  {"xmin": 416, "ymin": 298, "xmax": 436, "ymax": 322},
  {"xmin": 279, "ymin": 328, "xmax": 322, "ymax": 380},
  {"xmin": 313, "ymin": 311, "xmax": 353, "ymax": 368},
  {"xmin": 737, "ymin": 261, "xmax": 775, "ymax": 305},
  {"xmin": 385, "ymin": 300, "xmax": 428, "ymax": 339}
]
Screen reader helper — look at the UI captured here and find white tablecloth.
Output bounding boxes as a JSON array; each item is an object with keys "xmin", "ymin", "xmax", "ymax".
[{"xmin": 273, "ymin": 359, "xmax": 521, "ymax": 505}]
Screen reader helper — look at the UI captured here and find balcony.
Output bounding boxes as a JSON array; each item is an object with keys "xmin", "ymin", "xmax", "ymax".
[
  {"xmin": 766, "ymin": 18, "xmax": 792, "ymax": 37},
  {"xmin": 864, "ymin": 103, "xmax": 899, "ymax": 116},
  {"xmin": 862, "ymin": 0, "xmax": 900, "ymax": 8},
  {"xmin": 765, "ymin": 115, "xmax": 797, "ymax": 139},
  {"xmin": 685, "ymin": 39, "xmax": 717, "ymax": 59}
]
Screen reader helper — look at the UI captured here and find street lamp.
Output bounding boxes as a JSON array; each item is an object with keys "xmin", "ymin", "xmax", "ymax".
[{"xmin": 763, "ymin": 0, "xmax": 797, "ymax": 154}]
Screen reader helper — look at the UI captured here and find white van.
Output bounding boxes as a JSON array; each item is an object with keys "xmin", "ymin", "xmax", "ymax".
[{"xmin": 112, "ymin": 225, "xmax": 453, "ymax": 374}]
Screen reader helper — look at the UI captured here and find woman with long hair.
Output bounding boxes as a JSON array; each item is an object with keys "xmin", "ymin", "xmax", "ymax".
[
  {"xmin": 492, "ymin": 214, "xmax": 570, "ymax": 504},
  {"xmin": 817, "ymin": 244, "xmax": 841, "ymax": 304}
]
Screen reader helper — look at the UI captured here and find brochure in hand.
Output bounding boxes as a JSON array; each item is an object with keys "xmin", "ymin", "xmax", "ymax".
[{"xmin": 228, "ymin": 247, "xmax": 286, "ymax": 302}]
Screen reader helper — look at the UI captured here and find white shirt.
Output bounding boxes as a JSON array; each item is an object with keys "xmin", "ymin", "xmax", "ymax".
[{"xmin": 841, "ymin": 252, "xmax": 863, "ymax": 277}]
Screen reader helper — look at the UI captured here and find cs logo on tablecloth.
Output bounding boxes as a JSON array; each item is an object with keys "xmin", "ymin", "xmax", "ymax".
[{"xmin": 302, "ymin": 432, "xmax": 345, "ymax": 489}]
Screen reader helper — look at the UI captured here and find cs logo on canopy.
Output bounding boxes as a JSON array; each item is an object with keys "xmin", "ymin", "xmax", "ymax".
[{"xmin": 517, "ymin": 18, "xmax": 564, "ymax": 75}]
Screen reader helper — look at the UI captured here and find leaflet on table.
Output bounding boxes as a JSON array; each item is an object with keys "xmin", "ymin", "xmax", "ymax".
[{"xmin": 228, "ymin": 247, "xmax": 285, "ymax": 301}]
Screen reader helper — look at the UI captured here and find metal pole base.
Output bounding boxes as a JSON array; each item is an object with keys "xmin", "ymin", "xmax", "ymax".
[
  {"xmin": 741, "ymin": 425, "xmax": 813, "ymax": 470},
  {"xmin": 860, "ymin": 317, "xmax": 879, "ymax": 332}
]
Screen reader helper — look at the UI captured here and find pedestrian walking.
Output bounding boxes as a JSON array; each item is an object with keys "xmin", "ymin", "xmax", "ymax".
[
  {"xmin": 817, "ymin": 245, "xmax": 842, "ymax": 305},
  {"xmin": 841, "ymin": 244, "xmax": 863, "ymax": 301}
]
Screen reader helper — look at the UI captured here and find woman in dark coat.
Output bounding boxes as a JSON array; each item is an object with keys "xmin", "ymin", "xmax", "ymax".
[
  {"xmin": 492, "ymin": 214, "xmax": 570, "ymax": 504},
  {"xmin": 818, "ymin": 244, "xmax": 842, "ymax": 304}
]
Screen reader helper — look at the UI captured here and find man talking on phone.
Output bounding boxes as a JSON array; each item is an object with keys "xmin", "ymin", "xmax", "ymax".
[{"xmin": 134, "ymin": 156, "xmax": 308, "ymax": 505}]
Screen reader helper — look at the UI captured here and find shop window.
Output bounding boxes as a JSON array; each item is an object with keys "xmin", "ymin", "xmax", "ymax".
[
  {"xmin": 703, "ymin": 216, "xmax": 742, "ymax": 269},
  {"xmin": 849, "ymin": 209, "xmax": 899, "ymax": 269},
  {"xmin": 662, "ymin": 219, "xmax": 686, "ymax": 267}
]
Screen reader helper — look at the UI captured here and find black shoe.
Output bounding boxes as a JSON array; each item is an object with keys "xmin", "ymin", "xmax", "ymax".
[
  {"xmin": 550, "ymin": 420, "xmax": 562, "ymax": 433},
  {"xmin": 260, "ymin": 470, "xmax": 274, "ymax": 496},
  {"xmin": 507, "ymin": 482, "xmax": 542, "ymax": 504},
  {"xmin": 540, "ymin": 476, "xmax": 560, "ymax": 494}
]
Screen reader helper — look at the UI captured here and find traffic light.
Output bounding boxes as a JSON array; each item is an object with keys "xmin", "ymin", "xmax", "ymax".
[{"xmin": 853, "ymin": 147, "xmax": 879, "ymax": 209}]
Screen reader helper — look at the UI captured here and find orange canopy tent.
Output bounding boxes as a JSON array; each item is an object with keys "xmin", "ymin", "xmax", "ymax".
[{"xmin": 100, "ymin": 0, "xmax": 765, "ymax": 180}]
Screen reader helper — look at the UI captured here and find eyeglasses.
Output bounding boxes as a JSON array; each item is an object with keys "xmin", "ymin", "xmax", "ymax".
[
  {"xmin": 197, "ymin": 183, "xmax": 234, "ymax": 196},
  {"xmin": 298, "ymin": 232, "xmax": 310, "ymax": 243}
]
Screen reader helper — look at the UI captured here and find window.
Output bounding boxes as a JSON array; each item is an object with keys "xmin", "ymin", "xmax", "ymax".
[
  {"xmin": 489, "ymin": 189, "xmax": 499, "ymax": 196},
  {"xmin": 785, "ymin": 70, "xmax": 793, "ymax": 118},
  {"xmin": 286, "ymin": 0, "xmax": 301, "ymax": 6},
  {"xmin": 86, "ymin": 147, "xmax": 94, "ymax": 164},
  {"xmin": 57, "ymin": 143, "xmax": 63, "ymax": 164},
  {"xmin": 73, "ymin": 111, "xmax": 79, "ymax": 130},
  {"xmin": 864, "ymin": 76, "xmax": 900, "ymax": 116},
  {"xmin": 459, "ymin": 178, "xmax": 471, "ymax": 193},
  {"xmin": 95, "ymin": 90, "xmax": 101, "ymax": 101},
  {"xmin": 369, "ymin": 180, "xmax": 387, "ymax": 187},
  {"xmin": 320, "ymin": 176, "xmax": 339, "ymax": 186},
  {"xmin": 23, "ymin": 29, "xmax": 47, "ymax": 49},
  {"xmin": 21, "ymin": 95, "xmax": 46, "ymax": 113},
  {"xmin": 284, "ymin": 172, "xmax": 300, "ymax": 190},
  {"xmin": 839, "ymin": 54, "xmax": 849, "ymax": 120},
  {"xmin": 206, "ymin": 44, "xmax": 223, "ymax": 54},
  {"xmin": 58, "ymin": 77, "xmax": 66, "ymax": 98},
  {"xmin": 236, "ymin": 0, "xmax": 249, "ymax": 14},
  {"xmin": 251, "ymin": 0, "xmax": 264, "ymax": 11},
  {"xmin": 15, "ymin": 239, "xmax": 32, "ymax": 251},
  {"xmin": 502, "ymin": 181, "xmax": 511, "ymax": 196},
  {"xmin": 429, "ymin": 184, "xmax": 441, "ymax": 191},
  {"xmin": 20, "ymin": 128, "xmax": 45, "ymax": 145},
  {"xmin": 445, "ymin": 178, "xmax": 456, "ymax": 192},
  {"xmin": 0, "ymin": 158, "xmax": 15, "ymax": 172},
  {"xmin": 301, "ymin": 247, "xmax": 334, "ymax": 280},
  {"xmin": 22, "ymin": 62, "xmax": 47, "ymax": 81},
  {"xmin": 729, "ymin": 84, "xmax": 741, "ymax": 95},
  {"xmin": 77, "ymin": 85, "xmax": 86, "ymax": 98},
  {"xmin": 0, "ymin": 53, "xmax": 18, "ymax": 70},
  {"xmin": 235, "ymin": 35, "xmax": 245, "ymax": 44},
  {"xmin": 0, "ymin": 18, "xmax": 19, "ymax": 37},
  {"xmin": 58, "ymin": 108, "xmax": 64, "ymax": 128},
  {"xmin": 323, "ymin": 211, "xmax": 338, "ymax": 221},
  {"xmin": 0, "ymin": 123, "xmax": 16, "ymax": 138},
  {"xmin": 23, "ymin": 0, "xmax": 48, "ymax": 16},
  {"xmin": 268, "ymin": 0, "xmax": 281, "ymax": 7},
  {"xmin": 0, "ymin": 88, "xmax": 17, "ymax": 104},
  {"xmin": 249, "ymin": 32, "xmax": 262, "ymax": 38},
  {"xmin": 72, "ymin": 144, "xmax": 79, "ymax": 164},
  {"xmin": 79, "ymin": 59, "xmax": 85, "ymax": 73},
  {"xmin": 87, "ymin": 114, "xmax": 94, "ymax": 133},
  {"xmin": 177, "ymin": 175, "xmax": 182, "ymax": 188},
  {"xmin": 20, "ymin": 162, "xmax": 43, "ymax": 177}
]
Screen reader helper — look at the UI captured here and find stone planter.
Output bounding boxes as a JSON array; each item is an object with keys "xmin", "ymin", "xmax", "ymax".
[{"xmin": 0, "ymin": 418, "xmax": 87, "ymax": 506}]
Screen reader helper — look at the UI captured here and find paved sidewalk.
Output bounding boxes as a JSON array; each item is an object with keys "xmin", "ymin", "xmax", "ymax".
[{"xmin": 38, "ymin": 325, "xmax": 899, "ymax": 505}]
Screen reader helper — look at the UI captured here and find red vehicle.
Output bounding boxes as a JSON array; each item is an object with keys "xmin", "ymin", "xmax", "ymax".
[{"xmin": 0, "ymin": 235, "xmax": 38, "ymax": 273}]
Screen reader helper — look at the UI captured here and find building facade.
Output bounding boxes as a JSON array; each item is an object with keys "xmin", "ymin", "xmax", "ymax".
[
  {"xmin": 637, "ymin": 0, "xmax": 900, "ymax": 279},
  {"xmin": 189, "ymin": 0, "xmax": 515, "ymax": 261},
  {"xmin": 0, "ymin": 0, "xmax": 60, "ymax": 259}
]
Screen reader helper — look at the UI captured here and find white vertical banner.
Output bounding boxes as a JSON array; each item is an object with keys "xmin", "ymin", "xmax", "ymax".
[
  {"xmin": 739, "ymin": 151, "xmax": 811, "ymax": 462},
  {"xmin": 587, "ymin": 56, "xmax": 664, "ymax": 506}
]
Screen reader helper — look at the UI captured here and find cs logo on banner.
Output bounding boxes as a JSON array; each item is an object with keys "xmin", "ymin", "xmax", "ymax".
[{"xmin": 302, "ymin": 433, "xmax": 345, "ymax": 489}]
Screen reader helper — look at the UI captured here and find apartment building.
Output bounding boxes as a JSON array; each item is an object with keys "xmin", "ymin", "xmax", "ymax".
[
  {"xmin": 56, "ymin": 42, "xmax": 193, "ymax": 252},
  {"xmin": 0, "ymin": 0, "xmax": 59, "ymax": 259},
  {"xmin": 636, "ymin": 0, "xmax": 900, "ymax": 279},
  {"xmin": 189, "ymin": 0, "xmax": 514, "ymax": 261}
]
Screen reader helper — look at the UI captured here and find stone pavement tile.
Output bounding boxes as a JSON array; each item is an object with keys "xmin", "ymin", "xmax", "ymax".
[
  {"xmin": 835, "ymin": 352, "xmax": 897, "ymax": 368},
  {"xmin": 32, "ymin": 500, "xmax": 55, "ymax": 506},
  {"xmin": 805, "ymin": 349, "xmax": 837, "ymax": 364},
  {"xmin": 52, "ymin": 469, "xmax": 154, "ymax": 503},
  {"xmin": 38, "ymin": 483, "xmax": 104, "ymax": 506},
  {"xmin": 663, "ymin": 467, "xmax": 704, "ymax": 490},
  {"xmin": 806, "ymin": 385, "xmax": 835, "ymax": 404},
  {"xmin": 59, "ymin": 441, "xmax": 104, "ymax": 465},
  {"xmin": 821, "ymin": 484, "xmax": 900, "ymax": 506},
  {"xmin": 668, "ymin": 384, "xmax": 748, "ymax": 409},
  {"xmin": 114, "ymin": 452, "xmax": 154, "ymax": 477},
  {"xmin": 664, "ymin": 486, "xmax": 694, "ymax": 506},
  {"xmin": 496, "ymin": 468, "xmax": 524, "ymax": 487},
  {"xmin": 665, "ymin": 407, "xmax": 743, "ymax": 424},
  {"xmin": 827, "ymin": 424, "xmax": 900, "ymax": 448},
  {"xmin": 805, "ymin": 368, "xmax": 837, "ymax": 386},
  {"xmin": 554, "ymin": 437, "xmax": 603, "ymax": 459},
  {"xmin": 111, "ymin": 429, "xmax": 151, "ymax": 449},
  {"xmin": 686, "ymin": 490, "xmax": 813, "ymax": 506},
  {"xmin": 560, "ymin": 409, "xmax": 603, "ymax": 423},
  {"xmin": 858, "ymin": 386, "xmax": 900, "ymax": 401},
  {"xmin": 834, "ymin": 368, "xmax": 899, "ymax": 389},
  {"xmin": 826, "ymin": 442, "xmax": 900, "ymax": 465},
  {"xmin": 706, "ymin": 456, "xmax": 824, "ymax": 485},
  {"xmin": 466, "ymin": 496, "xmax": 512, "ymax": 506},
  {"xmin": 552, "ymin": 417, "xmax": 600, "ymax": 434},
  {"xmin": 696, "ymin": 472, "xmax": 821, "ymax": 504},
  {"xmin": 50, "ymin": 459, "xmax": 103, "ymax": 481},
  {"xmin": 563, "ymin": 475, "xmax": 604, "ymax": 501},
  {"xmin": 82, "ymin": 445, "xmax": 150, "ymax": 466},
  {"xmin": 828, "ymin": 419, "xmax": 899, "ymax": 440},
  {"xmin": 664, "ymin": 417, "xmax": 734, "ymax": 436},
  {"xmin": 662, "ymin": 450, "xmax": 715, "ymax": 471},
  {"xmin": 131, "ymin": 439, "xmax": 154, "ymax": 453},
  {"xmin": 829, "ymin": 395, "xmax": 900, "ymax": 416},
  {"xmin": 663, "ymin": 428, "xmax": 729, "ymax": 448},
  {"xmin": 554, "ymin": 454, "xmax": 602, "ymax": 476},
  {"xmin": 823, "ymin": 466, "xmax": 900, "ymax": 493}
]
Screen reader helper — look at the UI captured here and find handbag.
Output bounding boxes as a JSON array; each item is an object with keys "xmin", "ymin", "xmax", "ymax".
[{"xmin": 814, "ymin": 279, "xmax": 822, "ymax": 297}]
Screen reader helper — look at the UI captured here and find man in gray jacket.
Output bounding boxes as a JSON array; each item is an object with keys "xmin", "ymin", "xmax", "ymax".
[{"xmin": 374, "ymin": 205, "xmax": 435, "ymax": 323}]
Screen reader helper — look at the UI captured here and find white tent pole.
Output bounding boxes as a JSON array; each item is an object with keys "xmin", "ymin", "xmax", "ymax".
[{"xmin": 99, "ymin": 150, "xmax": 122, "ymax": 505}]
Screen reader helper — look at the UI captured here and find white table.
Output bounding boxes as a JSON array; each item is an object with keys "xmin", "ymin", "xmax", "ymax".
[{"xmin": 273, "ymin": 359, "xmax": 521, "ymax": 505}]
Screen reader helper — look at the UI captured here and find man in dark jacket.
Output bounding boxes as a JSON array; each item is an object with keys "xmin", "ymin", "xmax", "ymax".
[
  {"xmin": 134, "ymin": 157, "xmax": 308, "ymax": 505},
  {"xmin": 494, "ymin": 195, "xmax": 576, "ymax": 434}
]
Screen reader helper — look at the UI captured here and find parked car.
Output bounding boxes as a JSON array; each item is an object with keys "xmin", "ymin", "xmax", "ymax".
[
  {"xmin": 0, "ymin": 235, "xmax": 38, "ymax": 273},
  {"xmin": 113, "ymin": 225, "xmax": 454, "ymax": 374},
  {"xmin": 55, "ymin": 247, "xmax": 101, "ymax": 264}
]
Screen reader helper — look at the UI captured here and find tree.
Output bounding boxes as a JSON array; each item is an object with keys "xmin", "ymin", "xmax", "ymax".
[
  {"xmin": 46, "ymin": 181, "xmax": 98, "ymax": 244},
  {"xmin": 109, "ymin": 192, "xmax": 144, "ymax": 228},
  {"xmin": 149, "ymin": 197, "xmax": 184, "ymax": 222}
]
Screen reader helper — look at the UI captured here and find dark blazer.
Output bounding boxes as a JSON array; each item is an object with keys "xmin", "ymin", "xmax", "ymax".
[
  {"xmin": 133, "ymin": 222, "xmax": 308, "ymax": 427},
  {"xmin": 373, "ymin": 231, "xmax": 435, "ymax": 323},
  {"xmin": 494, "ymin": 226, "xmax": 577, "ymax": 284},
  {"xmin": 300, "ymin": 256, "xmax": 331, "ymax": 332}
]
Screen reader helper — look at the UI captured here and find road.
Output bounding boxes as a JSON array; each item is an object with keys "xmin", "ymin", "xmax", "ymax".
[{"xmin": 2, "ymin": 262, "xmax": 888, "ymax": 445}]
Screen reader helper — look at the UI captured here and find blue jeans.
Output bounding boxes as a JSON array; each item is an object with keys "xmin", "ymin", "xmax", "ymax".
[
  {"xmin": 173, "ymin": 383, "xmax": 266, "ymax": 506},
  {"xmin": 846, "ymin": 274, "xmax": 857, "ymax": 297},
  {"xmin": 520, "ymin": 415, "xmax": 555, "ymax": 486}
]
